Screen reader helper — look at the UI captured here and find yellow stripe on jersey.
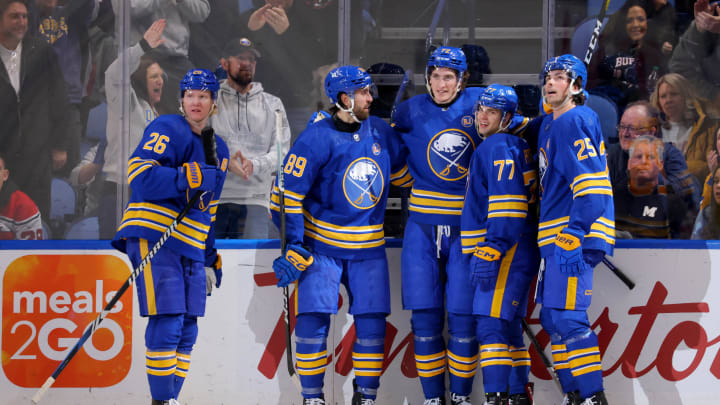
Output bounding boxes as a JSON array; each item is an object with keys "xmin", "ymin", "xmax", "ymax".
[
  {"xmin": 538, "ymin": 216, "xmax": 615, "ymax": 247},
  {"xmin": 140, "ymin": 239, "xmax": 157, "ymax": 315},
  {"xmin": 391, "ymin": 165, "xmax": 414, "ymax": 187},
  {"xmin": 409, "ymin": 188, "xmax": 465, "ymax": 215},
  {"xmin": 460, "ymin": 229, "xmax": 487, "ymax": 254},
  {"xmin": 490, "ymin": 244, "xmax": 517, "ymax": 317},
  {"xmin": 127, "ymin": 157, "xmax": 159, "ymax": 184}
]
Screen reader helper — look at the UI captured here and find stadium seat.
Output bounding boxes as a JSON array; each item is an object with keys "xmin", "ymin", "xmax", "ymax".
[
  {"xmin": 65, "ymin": 216, "xmax": 99, "ymax": 240},
  {"xmin": 50, "ymin": 177, "xmax": 77, "ymax": 238},
  {"xmin": 587, "ymin": 91, "xmax": 619, "ymax": 144},
  {"xmin": 41, "ymin": 220, "xmax": 51, "ymax": 240},
  {"xmin": 86, "ymin": 102, "xmax": 108, "ymax": 141}
]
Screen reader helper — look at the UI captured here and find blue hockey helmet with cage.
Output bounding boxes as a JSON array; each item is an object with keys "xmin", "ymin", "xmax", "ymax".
[
  {"xmin": 540, "ymin": 54, "xmax": 587, "ymax": 92},
  {"xmin": 180, "ymin": 69, "xmax": 220, "ymax": 99},
  {"xmin": 324, "ymin": 65, "xmax": 373, "ymax": 105},
  {"xmin": 427, "ymin": 46, "xmax": 467, "ymax": 77},
  {"xmin": 478, "ymin": 84, "xmax": 518, "ymax": 114}
]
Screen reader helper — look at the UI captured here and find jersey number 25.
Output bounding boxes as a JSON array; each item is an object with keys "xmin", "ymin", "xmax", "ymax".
[{"xmin": 573, "ymin": 138, "xmax": 597, "ymax": 161}]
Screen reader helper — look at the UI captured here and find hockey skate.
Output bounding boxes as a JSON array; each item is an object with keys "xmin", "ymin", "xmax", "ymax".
[
  {"xmin": 561, "ymin": 391, "xmax": 582, "ymax": 405},
  {"xmin": 507, "ymin": 393, "xmax": 531, "ymax": 405},
  {"xmin": 303, "ymin": 395, "xmax": 326, "ymax": 405},
  {"xmin": 424, "ymin": 397, "xmax": 447, "ymax": 405},
  {"xmin": 150, "ymin": 399, "xmax": 179, "ymax": 405},
  {"xmin": 483, "ymin": 392, "xmax": 508, "ymax": 405},
  {"xmin": 581, "ymin": 391, "xmax": 608, "ymax": 405},
  {"xmin": 351, "ymin": 390, "xmax": 375, "ymax": 405},
  {"xmin": 450, "ymin": 392, "xmax": 472, "ymax": 404}
]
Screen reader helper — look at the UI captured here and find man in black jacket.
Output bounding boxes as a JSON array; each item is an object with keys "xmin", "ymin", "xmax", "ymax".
[{"xmin": 0, "ymin": 0, "xmax": 71, "ymax": 221}]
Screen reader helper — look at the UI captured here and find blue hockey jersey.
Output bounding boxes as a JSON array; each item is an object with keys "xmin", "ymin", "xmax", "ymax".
[
  {"xmin": 537, "ymin": 106, "xmax": 615, "ymax": 257},
  {"xmin": 112, "ymin": 115, "xmax": 230, "ymax": 264},
  {"xmin": 460, "ymin": 132, "xmax": 537, "ymax": 255},
  {"xmin": 391, "ymin": 88, "xmax": 485, "ymax": 226},
  {"xmin": 270, "ymin": 115, "xmax": 407, "ymax": 260}
]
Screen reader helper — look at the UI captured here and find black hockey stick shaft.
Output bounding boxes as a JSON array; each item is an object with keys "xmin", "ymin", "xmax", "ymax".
[
  {"xmin": 602, "ymin": 257, "xmax": 635, "ymax": 290},
  {"xmin": 32, "ymin": 128, "xmax": 218, "ymax": 404},
  {"xmin": 584, "ymin": 0, "xmax": 611, "ymax": 65},
  {"xmin": 275, "ymin": 110, "xmax": 302, "ymax": 391},
  {"xmin": 522, "ymin": 319, "xmax": 564, "ymax": 394}
]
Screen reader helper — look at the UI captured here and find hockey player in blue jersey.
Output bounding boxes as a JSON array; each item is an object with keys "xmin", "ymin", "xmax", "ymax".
[
  {"xmin": 535, "ymin": 55, "xmax": 614, "ymax": 405},
  {"xmin": 111, "ymin": 69, "xmax": 229, "ymax": 405},
  {"xmin": 461, "ymin": 85, "xmax": 539, "ymax": 405},
  {"xmin": 269, "ymin": 65, "xmax": 408, "ymax": 405},
  {"xmin": 390, "ymin": 46, "xmax": 485, "ymax": 405}
]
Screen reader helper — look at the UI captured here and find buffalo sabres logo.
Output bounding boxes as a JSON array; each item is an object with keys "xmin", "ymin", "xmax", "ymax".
[
  {"xmin": 372, "ymin": 143, "xmax": 381, "ymax": 156},
  {"xmin": 427, "ymin": 129, "xmax": 475, "ymax": 181},
  {"xmin": 343, "ymin": 158, "xmax": 384, "ymax": 209},
  {"xmin": 538, "ymin": 148, "xmax": 548, "ymax": 196},
  {"xmin": 461, "ymin": 115, "xmax": 473, "ymax": 128}
]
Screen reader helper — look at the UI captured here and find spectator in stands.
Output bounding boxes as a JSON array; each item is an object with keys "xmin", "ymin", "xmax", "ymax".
[
  {"xmin": 0, "ymin": 154, "xmax": 43, "ymax": 240},
  {"xmin": 650, "ymin": 73, "xmax": 720, "ymax": 183},
  {"xmin": 188, "ymin": 0, "xmax": 251, "ymax": 70},
  {"xmin": 615, "ymin": 135, "xmax": 693, "ymax": 238},
  {"xmin": 210, "ymin": 37, "xmax": 290, "ymax": 239},
  {"xmin": 111, "ymin": 0, "xmax": 209, "ymax": 115},
  {"xmin": 608, "ymin": 101, "xmax": 700, "ymax": 209},
  {"xmin": 28, "ymin": 0, "xmax": 99, "ymax": 175},
  {"xmin": 692, "ymin": 166, "xmax": 720, "ymax": 238},
  {"xmin": 589, "ymin": 0, "xmax": 666, "ymax": 111},
  {"xmin": 0, "ymin": 0, "xmax": 71, "ymax": 221},
  {"xmin": 100, "ymin": 19, "xmax": 165, "ymax": 238},
  {"xmin": 647, "ymin": 0, "xmax": 678, "ymax": 57},
  {"xmin": 670, "ymin": 0, "xmax": 720, "ymax": 106}
]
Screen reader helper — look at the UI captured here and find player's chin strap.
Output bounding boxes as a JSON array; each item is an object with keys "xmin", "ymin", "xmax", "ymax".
[
  {"xmin": 475, "ymin": 108, "xmax": 511, "ymax": 141},
  {"xmin": 542, "ymin": 76, "xmax": 580, "ymax": 112},
  {"xmin": 335, "ymin": 97, "xmax": 362, "ymax": 123}
]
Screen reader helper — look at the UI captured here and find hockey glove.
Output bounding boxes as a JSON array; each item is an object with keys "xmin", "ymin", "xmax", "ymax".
[
  {"xmin": 176, "ymin": 162, "xmax": 221, "ymax": 192},
  {"xmin": 272, "ymin": 244, "xmax": 314, "ymax": 288},
  {"xmin": 471, "ymin": 243, "xmax": 502, "ymax": 291},
  {"xmin": 205, "ymin": 254, "xmax": 222, "ymax": 296},
  {"xmin": 554, "ymin": 228, "xmax": 586, "ymax": 276}
]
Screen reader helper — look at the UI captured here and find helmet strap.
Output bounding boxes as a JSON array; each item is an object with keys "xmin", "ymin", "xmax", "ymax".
[
  {"xmin": 335, "ymin": 97, "xmax": 361, "ymax": 123},
  {"xmin": 425, "ymin": 69, "xmax": 461, "ymax": 106}
]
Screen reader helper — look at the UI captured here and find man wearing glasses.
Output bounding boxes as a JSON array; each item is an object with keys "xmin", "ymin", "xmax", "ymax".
[{"xmin": 607, "ymin": 101, "xmax": 700, "ymax": 211}]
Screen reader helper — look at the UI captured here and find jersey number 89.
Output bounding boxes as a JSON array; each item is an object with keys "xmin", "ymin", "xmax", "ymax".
[{"xmin": 284, "ymin": 154, "xmax": 307, "ymax": 177}]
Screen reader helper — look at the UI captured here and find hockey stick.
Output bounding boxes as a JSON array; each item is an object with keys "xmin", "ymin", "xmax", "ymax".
[
  {"xmin": 521, "ymin": 319, "xmax": 563, "ymax": 394},
  {"xmin": 32, "ymin": 128, "xmax": 219, "ymax": 405},
  {"xmin": 275, "ymin": 110, "xmax": 303, "ymax": 392},
  {"xmin": 601, "ymin": 257, "xmax": 635, "ymax": 290},
  {"xmin": 583, "ymin": 0, "xmax": 611, "ymax": 65}
]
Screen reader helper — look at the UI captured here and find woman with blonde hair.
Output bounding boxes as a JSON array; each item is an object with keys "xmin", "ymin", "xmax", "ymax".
[{"xmin": 650, "ymin": 72, "xmax": 720, "ymax": 183}]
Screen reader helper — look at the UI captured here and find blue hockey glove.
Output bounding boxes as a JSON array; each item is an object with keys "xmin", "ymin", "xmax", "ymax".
[
  {"xmin": 471, "ymin": 243, "xmax": 502, "ymax": 290},
  {"xmin": 205, "ymin": 254, "xmax": 222, "ymax": 296},
  {"xmin": 554, "ymin": 228, "xmax": 585, "ymax": 275},
  {"xmin": 273, "ymin": 245, "xmax": 314, "ymax": 288},
  {"xmin": 176, "ymin": 162, "xmax": 221, "ymax": 192}
]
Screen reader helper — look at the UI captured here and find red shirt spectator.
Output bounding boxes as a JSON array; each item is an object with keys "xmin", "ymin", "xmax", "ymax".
[{"xmin": 0, "ymin": 155, "xmax": 42, "ymax": 240}]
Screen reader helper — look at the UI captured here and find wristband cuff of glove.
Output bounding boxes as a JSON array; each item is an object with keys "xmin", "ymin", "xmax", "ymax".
[
  {"xmin": 286, "ymin": 249, "xmax": 313, "ymax": 271},
  {"xmin": 556, "ymin": 228, "xmax": 584, "ymax": 250},
  {"xmin": 474, "ymin": 245, "xmax": 501, "ymax": 261},
  {"xmin": 183, "ymin": 162, "xmax": 203, "ymax": 189}
]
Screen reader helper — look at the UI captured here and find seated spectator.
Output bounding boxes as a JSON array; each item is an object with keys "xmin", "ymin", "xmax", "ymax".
[
  {"xmin": 608, "ymin": 101, "xmax": 700, "ymax": 209},
  {"xmin": 615, "ymin": 135, "xmax": 694, "ymax": 238},
  {"xmin": 100, "ymin": 19, "xmax": 165, "ymax": 238},
  {"xmin": 210, "ymin": 37, "xmax": 290, "ymax": 239},
  {"xmin": 589, "ymin": 0, "xmax": 666, "ymax": 111},
  {"xmin": 0, "ymin": 154, "xmax": 43, "ymax": 240},
  {"xmin": 692, "ymin": 166, "xmax": 720, "ymax": 239},
  {"xmin": 650, "ymin": 72, "xmax": 720, "ymax": 182},
  {"xmin": 670, "ymin": 0, "xmax": 720, "ymax": 106},
  {"xmin": 0, "ymin": 0, "xmax": 72, "ymax": 221}
]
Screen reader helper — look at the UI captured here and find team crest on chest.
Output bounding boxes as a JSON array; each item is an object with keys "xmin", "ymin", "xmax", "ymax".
[
  {"xmin": 372, "ymin": 143, "xmax": 381, "ymax": 156},
  {"xmin": 461, "ymin": 115, "xmax": 473, "ymax": 127},
  {"xmin": 343, "ymin": 158, "xmax": 384, "ymax": 209},
  {"xmin": 538, "ymin": 148, "xmax": 548, "ymax": 196},
  {"xmin": 427, "ymin": 129, "xmax": 475, "ymax": 181}
]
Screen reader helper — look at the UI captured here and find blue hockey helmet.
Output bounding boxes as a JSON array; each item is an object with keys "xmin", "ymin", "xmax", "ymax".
[
  {"xmin": 427, "ymin": 46, "xmax": 467, "ymax": 77},
  {"xmin": 180, "ymin": 69, "xmax": 220, "ymax": 99},
  {"xmin": 324, "ymin": 65, "xmax": 373, "ymax": 105},
  {"xmin": 540, "ymin": 54, "xmax": 587, "ymax": 93},
  {"xmin": 478, "ymin": 84, "xmax": 518, "ymax": 114}
]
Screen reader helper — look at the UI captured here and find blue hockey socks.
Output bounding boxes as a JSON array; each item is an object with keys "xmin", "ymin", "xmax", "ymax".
[
  {"xmin": 352, "ymin": 313, "xmax": 387, "ymax": 400},
  {"xmin": 295, "ymin": 312, "xmax": 331, "ymax": 399},
  {"xmin": 476, "ymin": 315, "xmax": 511, "ymax": 394},
  {"xmin": 145, "ymin": 314, "xmax": 184, "ymax": 401},
  {"xmin": 411, "ymin": 308, "xmax": 446, "ymax": 399},
  {"xmin": 448, "ymin": 313, "xmax": 478, "ymax": 397},
  {"xmin": 508, "ymin": 318, "xmax": 530, "ymax": 396},
  {"xmin": 173, "ymin": 316, "xmax": 198, "ymax": 399}
]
